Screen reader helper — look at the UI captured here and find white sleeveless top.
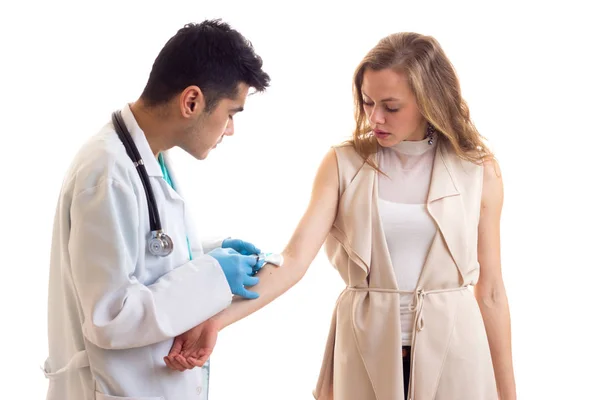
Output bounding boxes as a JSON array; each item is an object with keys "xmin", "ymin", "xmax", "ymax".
[{"xmin": 377, "ymin": 137, "xmax": 437, "ymax": 345}]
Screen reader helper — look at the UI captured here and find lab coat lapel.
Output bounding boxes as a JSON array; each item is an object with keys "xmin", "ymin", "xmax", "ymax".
[
  {"xmin": 159, "ymin": 152, "xmax": 205, "ymax": 257},
  {"xmin": 161, "ymin": 151, "xmax": 186, "ymax": 200}
]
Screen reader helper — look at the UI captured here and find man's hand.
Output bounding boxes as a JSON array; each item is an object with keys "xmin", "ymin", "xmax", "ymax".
[
  {"xmin": 208, "ymin": 247, "xmax": 261, "ymax": 299},
  {"xmin": 164, "ymin": 318, "xmax": 220, "ymax": 371},
  {"xmin": 222, "ymin": 238, "xmax": 261, "ymax": 255}
]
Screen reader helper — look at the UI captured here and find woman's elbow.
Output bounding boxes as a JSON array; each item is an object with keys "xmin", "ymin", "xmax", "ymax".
[
  {"xmin": 475, "ymin": 281, "xmax": 508, "ymax": 309},
  {"xmin": 281, "ymin": 250, "xmax": 312, "ymax": 277}
]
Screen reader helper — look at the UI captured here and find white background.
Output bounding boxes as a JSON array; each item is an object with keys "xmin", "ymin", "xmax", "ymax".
[{"xmin": 1, "ymin": 0, "xmax": 599, "ymax": 398}]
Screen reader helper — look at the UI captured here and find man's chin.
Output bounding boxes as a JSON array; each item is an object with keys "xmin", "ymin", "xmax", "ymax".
[
  {"xmin": 188, "ymin": 143, "xmax": 218, "ymax": 160},
  {"xmin": 186, "ymin": 148, "xmax": 210, "ymax": 161}
]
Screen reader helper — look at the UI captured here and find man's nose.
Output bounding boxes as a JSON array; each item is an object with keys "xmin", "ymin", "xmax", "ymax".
[{"xmin": 224, "ymin": 119, "xmax": 234, "ymax": 136}]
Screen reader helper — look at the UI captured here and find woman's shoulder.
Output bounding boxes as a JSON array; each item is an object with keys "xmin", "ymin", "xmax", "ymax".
[
  {"xmin": 331, "ymin": 140, "xmax": 355, "ymax": 151},
  {"xmin": 441, "ymin": 141, "xmax": 504, "ymax": 199},
  {"xmin": 330, "ymin": 140, "xmax": 367, "ymax": 170},
  {"xmin": 442, "ymin": 140, "xmax": 489, "ymax": 169}
]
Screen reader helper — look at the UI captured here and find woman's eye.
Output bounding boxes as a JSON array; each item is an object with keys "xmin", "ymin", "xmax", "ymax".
[{"xmin": 363, "ymin": 101, "xmax": 397, "ymax": 112}]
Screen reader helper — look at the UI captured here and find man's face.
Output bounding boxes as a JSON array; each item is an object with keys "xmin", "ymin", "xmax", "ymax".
[{"xmin": 180, "ymin": 83, "xmax": 250, "ymax": 160}]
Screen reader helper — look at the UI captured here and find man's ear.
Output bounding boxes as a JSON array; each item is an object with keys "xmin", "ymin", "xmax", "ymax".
[{"xmin": 180, "ymin": 85, "xmax": 205, "ymax": 118}]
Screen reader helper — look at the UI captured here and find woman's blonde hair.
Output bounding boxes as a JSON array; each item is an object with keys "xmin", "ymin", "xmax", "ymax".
[{"xmin": 351, "ymin": 32, "xmax": 493, "ymax": 168}]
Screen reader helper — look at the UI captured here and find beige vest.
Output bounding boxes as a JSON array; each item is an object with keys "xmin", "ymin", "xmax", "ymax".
[{"xmin": 313, "ymin": 141, "xmax": 497, "ymax": 400}]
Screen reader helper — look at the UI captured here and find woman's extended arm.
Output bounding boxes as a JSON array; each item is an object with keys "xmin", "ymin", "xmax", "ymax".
[
  {"xmin": 474, "ymin": 159, "xmax": 517, "ymax": 400},
  {"xmin": 213, "ymin": 148, "xmax": 341, "ymax": 330}
]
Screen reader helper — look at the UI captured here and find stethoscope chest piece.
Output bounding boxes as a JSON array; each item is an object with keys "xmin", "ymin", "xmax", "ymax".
[{"xmin": 149, "ymin": 230, "xmax": 174, "ymax": 257}]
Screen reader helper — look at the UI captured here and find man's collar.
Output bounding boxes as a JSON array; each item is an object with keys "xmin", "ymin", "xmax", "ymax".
[{"xmin": 119, "ymin": 104, "xmax": 163, "ymax": 177}]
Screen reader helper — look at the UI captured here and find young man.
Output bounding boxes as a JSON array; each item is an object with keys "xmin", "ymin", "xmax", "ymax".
[{"xmin": 43, "ymin": 20, "xmax": 270, "ymax": 400}]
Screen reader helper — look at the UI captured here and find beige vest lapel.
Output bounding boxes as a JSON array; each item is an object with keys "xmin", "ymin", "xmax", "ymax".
[
  {"xmin": 422, "ymin": 142, "xmax": 470, "ymax": 283},
  {"xmin": 329, "ymin": 160, "xmax": 376, "ymax": 282},
  {"xmin": 333, "ymin": 141, "xmax": 471, "ymax": 287}
]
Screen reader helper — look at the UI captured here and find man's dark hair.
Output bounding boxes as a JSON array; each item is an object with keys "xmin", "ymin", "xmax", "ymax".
[{"xmin": 141, "ymin": 19, "xmax": 270, "ymax": 112}]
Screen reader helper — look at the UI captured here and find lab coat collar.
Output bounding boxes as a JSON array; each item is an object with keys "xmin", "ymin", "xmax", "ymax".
[{"xmin": 119, "ymin": 104, "xmax": 163, "ymax": 177}]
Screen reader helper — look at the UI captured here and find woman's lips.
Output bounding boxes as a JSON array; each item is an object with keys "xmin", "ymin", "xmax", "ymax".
[{"xmin": 374, "ymin": 129, "xmax": 391, "ymax": 139}]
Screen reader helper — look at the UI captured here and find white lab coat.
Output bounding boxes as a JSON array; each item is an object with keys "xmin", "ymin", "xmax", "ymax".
[{"xmin": 42, "ymin": 105, "xmax": 233, "ymax": 400}]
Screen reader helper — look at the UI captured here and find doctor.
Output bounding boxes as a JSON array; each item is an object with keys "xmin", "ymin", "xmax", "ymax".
[{"xmin": 43, "ymin": 20, "xmax": 271, "ymax": 400}]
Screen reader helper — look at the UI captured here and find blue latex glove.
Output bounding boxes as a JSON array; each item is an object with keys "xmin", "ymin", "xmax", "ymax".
[
  {"xmin": 222, "ymin": 238, "xmax": 261, "ymax": 256},
  {"xmin": 252, "ymin": 258, "xmax": 267, "ymax": 275},
  {"xmin": 208, "ymin": 248, "xmax": 260, "ymax": 299}
]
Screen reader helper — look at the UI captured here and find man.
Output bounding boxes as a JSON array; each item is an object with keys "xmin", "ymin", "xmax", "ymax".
[{"xmin": 43, "ymin": 20, "xmax": 270, "ymax": 400}]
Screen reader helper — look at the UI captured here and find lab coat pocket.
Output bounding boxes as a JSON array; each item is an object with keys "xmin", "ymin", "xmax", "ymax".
[{"xmin": 95, "ymin": 393, "xmax": 164, "ymax": 400}]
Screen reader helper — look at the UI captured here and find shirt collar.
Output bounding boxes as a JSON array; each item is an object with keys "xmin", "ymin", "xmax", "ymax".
[{"xmin": 119, "ymin": 104, "xmax": 163, "ymax": 177}]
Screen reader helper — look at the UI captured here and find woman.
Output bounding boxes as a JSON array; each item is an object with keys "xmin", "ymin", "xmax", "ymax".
[{"xmin": 166, "ymin": 32, "xmax": 516, "ymax": 400}]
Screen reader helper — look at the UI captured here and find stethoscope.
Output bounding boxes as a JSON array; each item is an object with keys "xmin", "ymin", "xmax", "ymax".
[{"xmin": 112, "ymin": 111, "xmax": 174, "ymax": 257}]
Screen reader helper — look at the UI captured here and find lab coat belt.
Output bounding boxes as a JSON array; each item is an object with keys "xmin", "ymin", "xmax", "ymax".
[{"xmin": 42, "ymin": 350, "xmax": 90, "ymax": 379}]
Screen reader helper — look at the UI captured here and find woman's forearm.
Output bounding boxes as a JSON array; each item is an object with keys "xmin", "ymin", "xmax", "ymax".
[
  {"xmin": 476, "ymin": 287, "xmax": 516, "ymax": 400},
  {"xmin": 211, "ymin": 148, "xmax": 340, "ymax": 331},
  {"xmin": 213, "ymin": 251, "xmax": 307, "ymax": 330}
]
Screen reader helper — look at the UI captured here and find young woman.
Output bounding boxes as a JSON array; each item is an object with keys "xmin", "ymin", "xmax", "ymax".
[{"xmin": 167, "ymin": 31, "xmax": 516, "ymax": 400}]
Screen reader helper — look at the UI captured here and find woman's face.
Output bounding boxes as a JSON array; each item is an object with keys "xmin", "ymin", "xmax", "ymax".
[{"xmin": 361, "ymin": 68, "xmax": 427, "ymax": 146}]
